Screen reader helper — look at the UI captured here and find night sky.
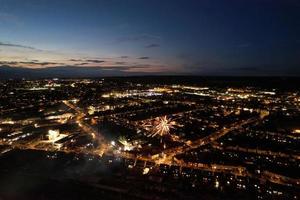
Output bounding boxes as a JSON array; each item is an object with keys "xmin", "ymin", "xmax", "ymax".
[{"xmin": 0, "ymin": 0, "xmax": 299, "ymax": 76}]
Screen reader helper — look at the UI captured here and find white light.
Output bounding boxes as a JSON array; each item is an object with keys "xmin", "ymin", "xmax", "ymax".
[
  {"xmin": 48, "ymin": 129, "xmax": 60, "ymax": 141},
  {"xmin": 215, "ymin": 180, "xmax": 219, "ymax": 188},
  {"xmin": 143, "ymin": 167, "xmax": 150, "ymax": 175},
  {"xmin": 111, "ymin": 141, "xmax": 116, "ymax": 146}
]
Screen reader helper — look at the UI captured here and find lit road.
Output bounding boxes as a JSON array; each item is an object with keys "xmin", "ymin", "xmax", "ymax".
[
  {"xmin": 2, "ymin": 107, "xmax": 299, "ymax": 188},
  {"xmin": 213, "ymin": 145, "xmax": 300, "ymax": 161},
  {"xmin": 262, "ymin": 171, "xmax": 300, "ymax": 186},
  {"xmin": 62, "ymin": 100, "xmax": 106, "ymax": 142},
  {"xmin": 153, "ymin": 117, "xmax": 260, "ymax": 162},
  {"xmin": 1, "ymin": 140, "xmax": 299, "ymax": 188},
  {"xmin": 1, "ymin": 135, "xmax": 300, "ymax": 189}
]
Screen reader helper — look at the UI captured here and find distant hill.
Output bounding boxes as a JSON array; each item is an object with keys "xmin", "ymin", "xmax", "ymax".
[
  {"xmin": 0, "ymin": 65, "xmax": 135, "ymax": 79},
  {"xmin": 1, "ymin": 66, "xmax": 300, "ymax": 91}
]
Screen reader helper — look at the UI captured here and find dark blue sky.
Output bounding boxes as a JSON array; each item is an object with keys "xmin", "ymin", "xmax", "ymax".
[{"xmin": 0, "ymin": 0, "xmax": 299, "ymax": 75}]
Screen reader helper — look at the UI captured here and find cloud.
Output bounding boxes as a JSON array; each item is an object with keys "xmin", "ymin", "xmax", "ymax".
[
  {"xmin": 74, "ymin": 62, "xmax": 89, "ymax": 66},
  {"xmin": 145, "ymin": 43, "xmax": 160, "ymax": 48},
  {"xmin": 69, "ymin": 59, "xmax": 106, "ymax": 64},
  {"xmin": 38, "ymin": 62, "xmax": 63, "ymax": 66},
  {"xmin": 0, "ymin": 41, "xmax": 51, "ymax": 54},
  {"xmin": 0, "ymin": 59, "xmax": 155, "ymax": 72},
  {"xmin": 0, "ymin": 60, "xmax": 63, "ymax": 67},
  {"xmin": 120, "ymin": 56, "xmax": 129, "ymax": 58},
  {"xmin": 100, "ymin": 65, "xmax": 150, "ymax": 71},
  {"xmin": 0, "ymin": 42, "xmax": 36, "ymax": 50},
  {"xmin": 115, "ymin": 62, "xmax": 126, "ymax": 65},
  {"xmin": 138, "ymin": 56, "xmax": 150, "ymax": 59},
  {"xmin": 69, "ymin": 59, "xmax": 84, "ymax": 62},
  {"xmin": 85, "ymin": 59, "xmax": 105, "ymax": 63},
  {"xmin": 0, "ymin": 65, "xmax": 164, "ymax": 79}
]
